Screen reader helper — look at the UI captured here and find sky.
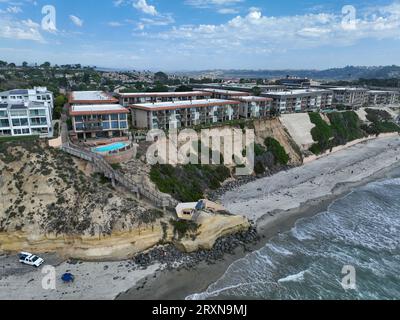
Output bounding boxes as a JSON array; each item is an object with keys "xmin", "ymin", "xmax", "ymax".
[{"xmin": 1, "ymin": 0, "xmax": 400, "ymax": 70}]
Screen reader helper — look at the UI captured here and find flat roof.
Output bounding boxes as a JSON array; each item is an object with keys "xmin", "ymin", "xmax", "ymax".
[
  {"xmin": 69, "ymin": 91, "xmax": 118, "ymax": 104},
  {"xmin": 198, "ymin": 89, "xmax": 251, "ymax": 96},
  {"xmin": 130, "ymin": 99, "xmax": 240, "ymax": 111},
  {"xmin": 331, "ymin": 87, "xmax": 368, "ymax": 91},
  {"xmin": 368, "ymin": 90, "xmax": 398, "ymax": 94},
  {"xmin": 70, "ymin": 104, "xmax": 129, "ymax": 116},
  {"xmin": 233, "ymin": 96, "xmax": 272, "ymax": 102},
  {"xmin": 264, "ymin": 89, "xmax": 332, "ymax": 96},
  {"xmin": 118, "ymin": 91, "xmax": 212, "ymax": 98}
]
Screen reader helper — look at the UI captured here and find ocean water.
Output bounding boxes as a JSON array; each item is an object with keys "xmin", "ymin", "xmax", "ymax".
[{"xmin": 187, "ymin": 177, "xmax": 400, "ymax": 300}]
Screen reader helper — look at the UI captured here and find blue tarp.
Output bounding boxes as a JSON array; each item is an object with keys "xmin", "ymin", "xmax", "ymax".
[
  {"xmin": 61, "ymin": 273, "xmax": 75, "ymax": 282},
  {"xmin": 195, "ymin": 200, "xmax": 205, "ymax": 211}
]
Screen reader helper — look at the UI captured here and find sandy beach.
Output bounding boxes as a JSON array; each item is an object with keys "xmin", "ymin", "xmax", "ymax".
[
  {"xmin": 0, "ymin": 253, "xmax": 160, "ymax": 300},
  {"xmin": 1, "ymin": 135, "xmax": 399, "ymax": 300},
  {"xmin": 120, "ymin": 135, "xmax": 400, "ymax": 300}
]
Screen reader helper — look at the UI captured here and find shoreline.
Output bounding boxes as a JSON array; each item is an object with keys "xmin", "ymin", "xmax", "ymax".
[
  {"xmin": 118, "ymin": 135, "xmax": 400, "ymax": 300},
  {"xmin": 1, "ymin": 135, "xmax": 399, "ymax": 300}
]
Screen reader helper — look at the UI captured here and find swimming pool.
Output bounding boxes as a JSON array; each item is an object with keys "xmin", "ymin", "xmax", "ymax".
[{"xmin": 92, "ymin": 142, "xmax": 129, "ymax": 153}]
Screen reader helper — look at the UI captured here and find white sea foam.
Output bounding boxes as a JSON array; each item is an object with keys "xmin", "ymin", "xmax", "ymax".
[
  {"xmin": 188, "ymin": 177, "xmax": 400, "ymax": 300},
  {"xmin": 278, "ymin": 270, "xmax": 307, "ymax": 283}
]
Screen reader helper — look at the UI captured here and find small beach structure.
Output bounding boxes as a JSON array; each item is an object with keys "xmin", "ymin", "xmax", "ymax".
[{"xmin": 175, "ymin": 199, "xmax": 227, "ymax": 221}]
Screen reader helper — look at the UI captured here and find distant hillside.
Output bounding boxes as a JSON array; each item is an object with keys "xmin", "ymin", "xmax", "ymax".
[{"xmin": 180, "ymin": 65, "xmax": 400, "ymax": 81}]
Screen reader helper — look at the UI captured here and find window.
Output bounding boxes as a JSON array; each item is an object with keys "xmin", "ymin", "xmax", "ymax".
[
  {"xmin": 30, "ymin": 117, "xmax": 47, "ymax": 126},
  {"xmin": 0, "ymin": 110, "xmax": 7, "ymax": 117},
  {"xmin": 120, "ymin": 121, "xmax": 128, "ymax": 129},
  {"xmin": 37, "ymin": 96, "xmax": 41, "ymax": 100},
  {"xmin": 31, "ymin": 128, "xmax": 48, "ymax": 134},
  {"xmin": 13, "ymin": 129, "xmax": 22, "ymax": 135},
  {"xmin": 110, "ymin": 114, "xmax": 118, "ymax": 121},
  {"xmin": 75, "ymin": 123, "xmax": 84, "ymax": 131},
  {"xmin": 22, "ymin": 128, "xmax": 30, "ymax": 134},
  {"xmin": 10, "ymin": 110, "xmax": 27, "ymax": 117},
  {"xmin": 111, "ymin": 121, "xmax": 119, "ymax": 129},
  {"xmin": 75, "ymin": 116, "xmax": 83, "ymax": 122},
  {"xmin": 119, "ymin": 114, "xmax": 127, "ymax": 120},
  {"xmin": 101, "ymin": 114, "xmax": 110, "ymax": 121},
  {"xmin": 102, "ymin": 122, "xmax": 110, "ymax": 129},
  {"xmin": 0, "ymin": 119, "xmax": 10, "ymax": 128},
  {"xmin": 29, "ymin": 109, "xmax": 46, "ymax": 117},
  {"xmin": 0, "ymin": 129, "xmax": 11, "ymax": 136}
]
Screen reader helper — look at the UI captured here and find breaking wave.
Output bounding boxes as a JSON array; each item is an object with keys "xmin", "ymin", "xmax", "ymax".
[{"xmin": 187, "ymin": 177, "xmax": 400, "ymax": 300}]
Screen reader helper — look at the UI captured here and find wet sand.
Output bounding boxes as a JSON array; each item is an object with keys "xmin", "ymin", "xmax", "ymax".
[{"xmin": 118, "ymin": 135, "xmax": 400, "ymax": 300}]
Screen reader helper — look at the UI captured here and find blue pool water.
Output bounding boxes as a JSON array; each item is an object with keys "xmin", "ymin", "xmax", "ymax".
[{"xmin": 93, "ymin": 142, "xmax": 128, "ymax": 153}]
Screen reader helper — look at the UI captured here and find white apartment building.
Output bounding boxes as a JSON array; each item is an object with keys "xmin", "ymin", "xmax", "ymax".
[
  {"xmin": 233, "ymin": 96, "xmax": 273, "ymax": 119},
  {"xmin": 262, "ymin": 89, "xmax": 333, "ymax": 114},
  {"xmin": 130, "ymin": 99, "xmax": 241, "ymax": 130},
  {"xmin": 0, "ymin": 87, "xmax": 54, "ymax": 137},
  {"xmin": 118, "ymin": 91, "xmax": 212, "ymax": 107},
  {"xmin": 368, "ymin": 90, "xmax": 400, "ymax": 106},
  {"xmin": 331, "ymin": 87, "xmax": 369, "ymax": 109},
  {"xmin": 197, "ymin": 89, "xmax": 250, "ymax": 100}
]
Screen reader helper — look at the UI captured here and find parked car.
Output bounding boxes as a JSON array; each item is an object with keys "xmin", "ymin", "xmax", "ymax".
[{"xmin": 19, "ymin": 252, "xmax": 44, "ymax": 268}]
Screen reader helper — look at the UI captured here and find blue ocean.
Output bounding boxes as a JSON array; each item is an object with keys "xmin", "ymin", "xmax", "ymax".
[{"xmin": 188, "ymin": 177, "xmax": 400, "ymax": 300}]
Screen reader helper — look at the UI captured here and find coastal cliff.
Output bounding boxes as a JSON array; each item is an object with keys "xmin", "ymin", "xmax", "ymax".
[
  {"xmin": 0, "ymin": 214, "xmax": 250, "ymax": 260},
  {"xmin": 0, "ymin": 140, "xmax": 250, "ymax": 260}
]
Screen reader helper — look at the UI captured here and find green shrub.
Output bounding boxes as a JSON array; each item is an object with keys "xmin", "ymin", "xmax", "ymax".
[
  {"xmin": 327, "ymin": 111, "xmax": 365, "ymax": 145},
  {"xmin": 309, "ymin": 113, "xmax": 333, "ymax": 154},
  {"xmin": 264, "ymin": 137, "xmax": 289, "ymax": 165},
  {"xmin": 254, "ymin": 143, "xmax": 267, "ymax": 157},
  {"xmin": 364, "ymin": 109, "xmax": 400, "ymax": 134},
  {"xmin": 254, "ymin": 161, "xmax": 266, "ymax": 175},
  {"xmin": 150, "ymin": 164, "xmax": 230, "ymax": 202},
  {"xmin": 170, "ymin": 219, "xmax": 199, "ymax": 239}
]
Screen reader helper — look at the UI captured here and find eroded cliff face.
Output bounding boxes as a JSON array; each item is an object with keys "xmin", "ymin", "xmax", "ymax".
[
  {"xmin": 0, "ymin": 141, "xmax": 160, "ymax": 237},
  {"xmin": 253, "ymin": 118, "xmax": 303, "ymax": 165},
  {"xmin": 0, "ymin": 140, "xmax": 250, "ymax": 260},
  {"xmin": 0, "ymin": 213, "xmax": 250, "ymax": 260}
]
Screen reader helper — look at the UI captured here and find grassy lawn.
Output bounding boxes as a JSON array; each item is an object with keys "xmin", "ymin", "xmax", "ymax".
[{"xmin": 0, "ymin": 135, "xmax": 39, "ymax": 143}]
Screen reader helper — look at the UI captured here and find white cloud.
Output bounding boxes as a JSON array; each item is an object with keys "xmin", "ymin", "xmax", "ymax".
[
  {"xmin": 0, "ymin": 17, "xmax": 44, "ymax": 42},
  {"xmin": 185, "ymin": 0, "xmax": 244, "ymax": 8},
  {"xmin": 133, "ymin": 0, "xmax": 157, "ymax": 16},
  {"xmin": 69, "ymin": 15, "xmax": 84, "ymax": 27},
  {"xmin": 6, "ymin": 6, "xmax": 22, "ymax": 14},
  {"xmin": 151, "ymin": 3, "xmax": 400, "ymax": 57},
  {"xmin": 217, "ymin": 8, "xmax": 239, "ymax": 14},
  {"xmin": 108, "ymin": 21, "xmax": 123, "ymax": 27}
]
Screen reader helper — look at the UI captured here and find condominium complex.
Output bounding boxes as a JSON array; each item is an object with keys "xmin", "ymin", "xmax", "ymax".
[
  {"xmin": 69, "ymin": 104, "xmax": 129, "ymax": 140},
  {"xmin": 331, "ymin": 88, "xmax": 369, "ymax": 109},
  {"xmin": 234, "ymin": 96, "xmax": 273, "ymax": 118},
  {"xmin": 368, "ymin": 90, "xmax": 399, "ymax": 106},
  {"xmin": 130, "ymin": 99, "xmax": 241, "ymax": 130},
  {"xmin": 262, "ymin": 89, "xmax": 333, "ymax": 113},
  {"xmin": 118, "ymin": 91, "xmax": 212, "ymax": 107},
  {"xmin": 69, "ymin": 91, "xmax": 118, "ymax": 105},
  {"xmin": 197, "ymin": 89, "xmax": 250, "ymax": 100},
  {"xmin": 68, "ymin": 91, "xmax": 128, "ymax": 140},
  {"xmin": 0, "ymin": 87, "xmax": 54, "ymax": 137}
]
